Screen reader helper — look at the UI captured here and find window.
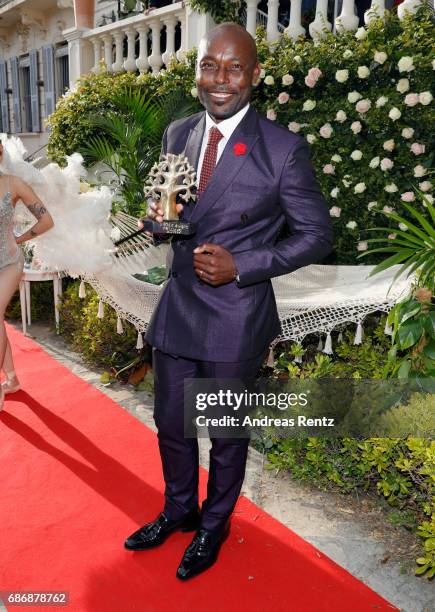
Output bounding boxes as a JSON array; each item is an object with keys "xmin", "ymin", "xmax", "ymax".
[
  {"xmin": 55, "ymin": 44, "xmax": 69, "ymax": 98},
  {"xmin": 19, "ymin": 57, "xmax": 32, "ymax": 132}
]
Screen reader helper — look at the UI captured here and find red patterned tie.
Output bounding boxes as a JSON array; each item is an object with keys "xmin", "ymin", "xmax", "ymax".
[{"xmin": 198, "ymin": 126, "xmax": 224, "ymax": 195}]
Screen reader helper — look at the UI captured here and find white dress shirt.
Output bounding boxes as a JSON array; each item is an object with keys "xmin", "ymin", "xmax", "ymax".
[{"xmin": 196, "ymin": 103, "xmax": 250, "ymax": 187}]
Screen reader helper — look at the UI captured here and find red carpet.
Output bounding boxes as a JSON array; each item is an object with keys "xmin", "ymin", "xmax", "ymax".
[{"xmin": 0, "ymin": 324, "xmax": 396, "ymax": 612}]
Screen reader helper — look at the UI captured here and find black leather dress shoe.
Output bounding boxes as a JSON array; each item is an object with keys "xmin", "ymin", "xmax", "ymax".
[
  {"xmin": 124, "ymin": 509, "xmax": 200, "ymax": 551},
  {"xmin": 176, "ymin": 524, "xmax": 230, "ymax": 580}
]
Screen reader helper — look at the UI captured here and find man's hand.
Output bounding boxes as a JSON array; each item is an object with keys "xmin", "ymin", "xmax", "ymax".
[
  {"xmin": 193, "ymin": 243, "xmax": 238, "ymax": 287},
  {"xmin": 138, "ymin": 201, "xmax": 184, "ymax": 232}
]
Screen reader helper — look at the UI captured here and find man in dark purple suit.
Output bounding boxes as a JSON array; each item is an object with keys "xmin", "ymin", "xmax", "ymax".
[{"xmin": 125, "ymin": 22, "xmax": 333, "ymax": 580}]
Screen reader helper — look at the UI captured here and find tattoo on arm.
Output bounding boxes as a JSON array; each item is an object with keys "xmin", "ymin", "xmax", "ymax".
[
  {"xmin": 28, "ymin": 202, "xmax": 47, "ymax": 220},
  {"xmin": 30, "ymin": 229, "xmax": 38, "ymax": 237}
]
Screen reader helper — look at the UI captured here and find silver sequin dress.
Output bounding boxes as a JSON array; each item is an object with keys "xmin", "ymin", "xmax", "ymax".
[{"xmin": 0, "ymin": 187, "xmax": 21, "ymax": 271}]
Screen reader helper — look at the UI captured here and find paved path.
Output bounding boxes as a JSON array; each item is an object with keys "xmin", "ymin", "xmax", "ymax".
[{"xmin": 8, "ymin": 322, "xmax": 433, "ymax": 612}]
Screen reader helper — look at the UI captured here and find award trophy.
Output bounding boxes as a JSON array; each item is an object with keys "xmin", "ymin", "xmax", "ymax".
[{"xmin": 142, "ymin": 153, "xmax": 197, "ymax": 236}]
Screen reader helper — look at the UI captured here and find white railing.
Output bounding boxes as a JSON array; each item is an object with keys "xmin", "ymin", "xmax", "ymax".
[
  {"xmin": 243, "ymin": 0, "xmax": 427, "ymax": 42},
  {"xmin": 82, "ymin": 2, "xmax": 187, "ymax": 75}
]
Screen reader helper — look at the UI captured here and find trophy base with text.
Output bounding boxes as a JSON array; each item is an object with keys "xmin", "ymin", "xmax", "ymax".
[{"xmin": 142, "ymin": 219, "xmax": 197, "ymax": 236}]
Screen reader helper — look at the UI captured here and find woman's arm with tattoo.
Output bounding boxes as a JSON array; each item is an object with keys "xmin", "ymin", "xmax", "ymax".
[{"xmin": 12, "ymin": 177, "xmax": 54, "ymax": 244}]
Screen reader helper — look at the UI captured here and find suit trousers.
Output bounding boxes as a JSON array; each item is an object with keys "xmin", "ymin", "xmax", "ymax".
[{"xmin": 152, "ymin": 348, "xmax": 267, "ymax": 532}]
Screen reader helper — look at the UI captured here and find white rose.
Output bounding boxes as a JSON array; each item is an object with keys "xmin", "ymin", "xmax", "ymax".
[
  {"xmin": 343, "ymin": 50, "xmax": 353, "ymax": 59},
  {"xmin": 380, "ymin": 157, "xmax": 394, "ymax": 171},
  {"xmin": 384, "ymin": 184, "xmax": 398, "ymax": 193},
  {"xmin": 190, "ymin": 87, "xmax": 198, "ymax": 98},
  {"xmin": 335, "ymin": 69, "xmax": 349, "ymax": 83},
  {"xmin": 398, "ymin": 56, "xmax": 414, "ymax": 73},
  {"xmin": 259, "ymin": 68, "xmax": 266, "ymax": 79},
  {"xmin": 319, "ymin": 123, "xmax": 333, "ymax": 138},
  {"xmin": 396, "ymin": 78, "xmax": 410, "ymax": 94},
  {"xmin": 400, "ymin": 192, "xmax": 415, "ymax": 202},
  {"xmin": 288, "ymin": 121, "xmax": 301, "ymax": 133},
  {"xmin": 282, "ymin": 74, "xmax": 294, "ymax": 86},
  {"xmin": 355, "ymin": 27, "xmax": 367, "ymax": 40},
  {"xmin": 346, "ymin": 220, "xmax": 358, "ymax": 229},
  {"xmin": 357, "ymin": 65, "xmax": 370, "ymax": 78},
  {"xmin": 419, "ymin": 181, "xmax": 432, "ymax": 192},
  {"xmin": 294, "ymin": 55, "xmax": 302, "ymax": 64},
  {"xmin": 374, "ymin": 51, "xmax": 388, "ymax": 64},
  {"xmin": 331, "ymin": 154, "xmax": 342, "ymax": 163},
  {"xmin": 330, "ymin": 188, "xmax": 340, "ymax": 199},
  {"xmin": 414, "ymin": 165, "xmax": 427, "ymax": 178},
  {"xmin": 383, "ymin": 139, "xmax": 395, "ymax": 152},
  {"xmin": 354, "ymin": 182, "xmax": 366, "ymax": 194},
  {"xmin": 419, "ymin": 91, "xmax": 433, "ymax": 105},
  {"xmin": 351, "ymin": 121, "xmax": 362, "ymax": 134},
  {"xmin": 351, "ymin": 149, "xmax": 363, "ymax": 161},
  {"xmin": 376, "ymin": 96, "xmax": 389, "ymax": 108},
  {"xmin": 335, "ymin": 110, "xmax": 347, "ymax": 122},
  {"xmin": 357, "ymin": 241, "xmax": 368, "ymax": 251},
  {"xmin": 367, "ymin": 201, "xmax": 377, "ymax": 210},
  {"xmin": 329, "ymin": 205, "xmax": 341, "ymax": 217},
  {"xmin": 355, "ymin": 99, "xmax": 371, "ymax": 114},
  {"xmin": 342, "ymin": 175, "xmax": 352, "ymax": 188},
  {"xmin": 369, "ymin": 156, "xmax": 380, "ymax": 169},
  {"xmin": 303, "ymin": 99, "xmax": 316, "ymax": 111},
  {"xmin": 401, "ymin": 127, "xmax": 414, "ymax": 139},
  {"xmin": 264, "ymin": 75, "xmax": 275, "ymax": 85},
  {"xmin": 389, "ymin": 107, "xmax": 401, "ymax": 121},
  {"xmin": 424, "ymin": 195, "xmax": 434, "ymax": 205},
  {"xmin": 348, "ymin": 91, "xmax": 362, "ymax": 103},
  {"xmin": 306, "ymin": 134, "xmax": 317, "ymax": 144},
  {"xmin": 399, "ymin": 223, "xmax": 408, "ymax": 231},
  {"xmin": 383, "ymin": 205, "xmax": 394, "ymax": 214},
  {"xmin": 323, "ymin": 164, "xmax": 335, "ymax": 174}
]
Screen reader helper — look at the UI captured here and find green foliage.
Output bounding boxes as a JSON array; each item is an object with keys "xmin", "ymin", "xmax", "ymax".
[
  {"xmin": 273, "ymin": 317, "xmax": 391, "ymax": 379},
  {"xmin": 264, "ymin": 435, "xmax": 435, "ymax": 578},
  {"xmin": 6, "ymin": 282, "xmax": 54, "ymax": 323},
  {"xmin": 362, "ymin": 192, "xmax": 435, "ymax": 291},
  {"xmin": 47, "ymin": 54, "xmax": 197, "ymax": 165},
  {"xmin": 58, "ymin": 280, "xmax": 138, "ymax": 367},
  {"xmin": 384, "ymin": 289, "xmax": 435, "ymax": 378},
  {"xmin": 80, "ymin": 89, "xmax": 199, "ymax": 215},
  {"xmin": 189, "ymin": 0, "xmax": 244, "ymax": 23}
]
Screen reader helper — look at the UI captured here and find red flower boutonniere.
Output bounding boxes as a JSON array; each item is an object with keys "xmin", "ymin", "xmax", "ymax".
[{"xmin": 233, "ymin": 142, "xmax": 247, "ymax": 156}]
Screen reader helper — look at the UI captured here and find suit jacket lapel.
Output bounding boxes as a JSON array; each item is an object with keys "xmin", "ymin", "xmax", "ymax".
[
  {"xmin": 183, "ymin": 113, "xmax": 205, "ymax": 175},
  {"xmin": 190, "ymin": 107, "xmax": 259, "ymax": 224}
]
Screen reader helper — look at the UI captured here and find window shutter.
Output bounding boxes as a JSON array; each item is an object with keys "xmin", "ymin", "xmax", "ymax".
[
  {"xmin": 10, "ymin": 56, "xmax": 22, "ymax": 133},
  {"xmin": 0, "ymin": 60, "xmax": 9, "ymax": 133},
  {"xmin": 42, "ymin": 44, "xmax": 56, "ymax": 118},
  {"xmin": 29, "ymin": 49, "xmax": 40, "ymax": 132}
]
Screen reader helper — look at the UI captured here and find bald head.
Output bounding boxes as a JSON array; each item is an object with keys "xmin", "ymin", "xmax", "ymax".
[{"xmin": 195, "ymin": 22, "xmax": 260, "ymax": 122}]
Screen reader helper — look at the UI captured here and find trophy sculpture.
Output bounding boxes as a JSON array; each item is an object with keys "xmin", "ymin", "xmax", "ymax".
[{"xmin": 142, "ymin": 153, "xmax": 197, "ymax": 236}]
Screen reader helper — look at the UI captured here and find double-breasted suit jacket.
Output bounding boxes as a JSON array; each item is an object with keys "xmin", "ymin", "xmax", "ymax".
[{"xmin": 146, "ymin": 106, "xmax": 333, "ymax": 362}]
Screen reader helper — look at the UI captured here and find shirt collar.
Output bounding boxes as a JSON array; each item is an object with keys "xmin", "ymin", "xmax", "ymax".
[{"xmin": 204, "ymin": 103, "xmax": 250, "ymax": 142}]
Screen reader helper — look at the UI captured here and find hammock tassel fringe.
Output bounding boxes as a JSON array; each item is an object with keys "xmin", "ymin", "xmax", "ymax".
[
  {"xmin": 117, "ymin": 317, "xmax": 124, "ymax": 335},
  {"xmin": 354, "ymin": 322, "xmax": 364, "ymax": 345},
  {"xmin": 323, "ymin": 332, "xmax": 333, "ymax": 355},
  {"xmin": 136, "ymin": 331, "xmax": 144, "ymax": 350},
  {"xmin": 97, "ymin": 300, "xmax": 104, "ymax": 319},
  {"xmin": 78, "ymin": 280, "xmax": 86, "ymax": 299}
]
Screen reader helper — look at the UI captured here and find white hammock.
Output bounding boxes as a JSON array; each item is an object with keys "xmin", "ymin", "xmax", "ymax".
[{"xmin": 80, "ymin": 212, "xmax": 414, "ymax": 353}]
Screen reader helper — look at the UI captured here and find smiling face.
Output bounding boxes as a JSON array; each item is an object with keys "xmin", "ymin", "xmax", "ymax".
[{"xmin": 196, "ymin": 24, "xmax": 260, "ymax": 123}]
